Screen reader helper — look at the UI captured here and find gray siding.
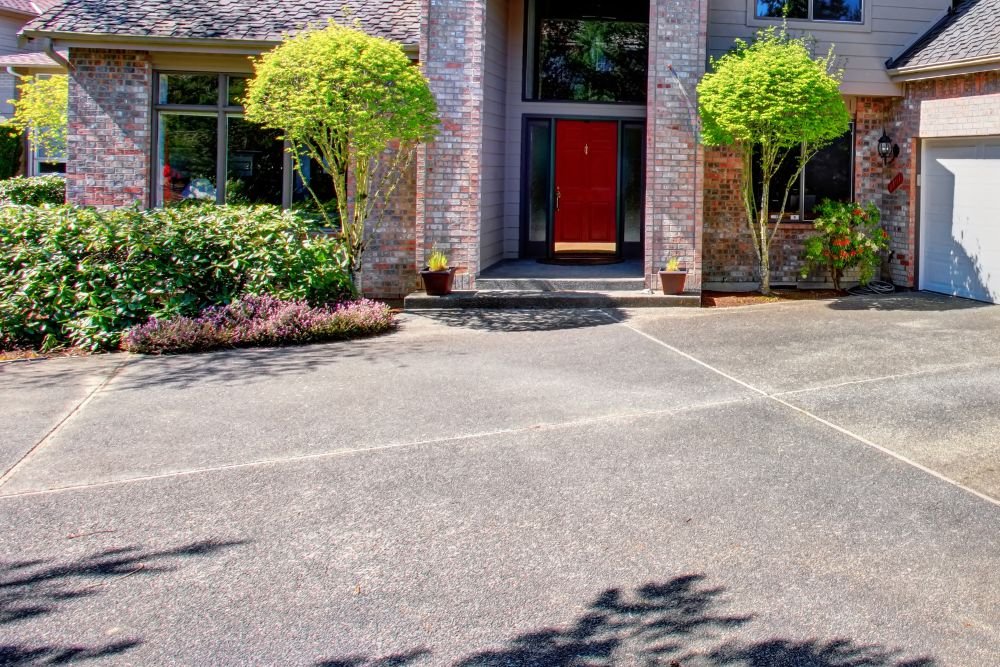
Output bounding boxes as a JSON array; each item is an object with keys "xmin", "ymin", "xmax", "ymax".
[
  {"xmin": 0, "ymin": 14, "xmax": 28, "ymax": 117},
  {"xmin": 708, "ymin": 0, "xmax": 952, "ymax": 96},
  {"xmin": 481, "ymin": 0, "xmax": 509, "ymax": 271}
]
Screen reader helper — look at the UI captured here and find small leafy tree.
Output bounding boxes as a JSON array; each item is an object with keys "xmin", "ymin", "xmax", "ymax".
[
  {"xmin": 7, "ymin": 75, "xmax": 68, "ymax": 165},
  {"xmin": 802, "ymin": 200, "xmax": 888, "ymax": 291},
  {"xmin": 697, "ymin": 27, "xmax": 850, "ymax": 293},
  {"xmin": 245, "ymin": 22, "xmax": 439, "ymax": 292}
]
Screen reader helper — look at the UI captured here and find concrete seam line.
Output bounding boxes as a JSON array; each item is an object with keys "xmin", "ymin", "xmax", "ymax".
[
  {"xmin": 0, "ymin": 394, "xmax": 762, "ymax": 500},
  {"xmin": 771, "ymin": 359, "xmax": 1000, "ymax": 397},
  {"xmin": 607, "ymin": 313, "xmax": 1000, "ymax": 510},
  {"xmin": 0, "ymin": 357, "xmax": 130, "ymax": 488}
]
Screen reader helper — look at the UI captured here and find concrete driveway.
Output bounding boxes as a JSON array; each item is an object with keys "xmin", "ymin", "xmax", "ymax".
[{"xmin": 1, "ymin": 293, "xmax": 997, "ymax": 666}]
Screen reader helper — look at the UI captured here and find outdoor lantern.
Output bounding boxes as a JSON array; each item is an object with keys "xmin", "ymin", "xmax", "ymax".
[{"xmin": 878, "ymin": 129, "xmax": 900, "ymax": 165}]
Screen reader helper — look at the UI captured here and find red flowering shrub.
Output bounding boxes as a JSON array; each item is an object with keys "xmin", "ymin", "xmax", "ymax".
[
  {"xmin": 801, "ymin": 201, "xmax": 889, "ymax": 291},
  {"xmin": 122, "ymin": 295, "xmax": 394, "ymax": 354}
]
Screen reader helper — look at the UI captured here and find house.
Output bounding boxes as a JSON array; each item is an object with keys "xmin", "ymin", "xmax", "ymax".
[
  {"xmin": 0, "ymin": 0, "xmax": 63, "ymax": 175},
  {"xmin": 17, "ymin": 0, "xmax": 1000, "ymax": 303}
]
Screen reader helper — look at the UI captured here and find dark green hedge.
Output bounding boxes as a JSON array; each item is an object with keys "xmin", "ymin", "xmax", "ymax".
[
  {"xmin": 0, "ymin": 204, "xmax": 352, "ymax": 351},
  {"xmin": 0, "ymin": 175, "xmax": 65, "ymax": 205},
  {"xmin": 0, "ymin": 123, "xmax": 22, "ymax": 180}
]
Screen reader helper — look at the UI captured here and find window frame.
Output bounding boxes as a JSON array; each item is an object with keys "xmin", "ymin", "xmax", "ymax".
[
  {"xmin": 747, "ymin": 0, "xmax": 871, "ymax": 31},
  {"xmin": 758, "ymin": 123, "xmax": 856, "ymax": 224},
  {"xmin": 151, "ymin": 71, "xmax": 293, "ymax": 208},
  {"xmin": 521, "ymin": 0, "xmax": 651, "ymax": 105}
]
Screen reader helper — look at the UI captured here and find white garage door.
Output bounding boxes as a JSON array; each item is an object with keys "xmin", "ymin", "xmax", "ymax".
[{"xmin": 920, "ymin": 138, "xmax": 1000, "ymax": 303}]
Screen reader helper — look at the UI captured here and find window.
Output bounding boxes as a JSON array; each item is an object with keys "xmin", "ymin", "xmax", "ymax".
[
  {"xmin": 524, "ymin": 0, "xmax": 649, "ymax": 103},
  {"xmin": 754, "ymin": 125, "xmax": 854, "ymax": 222},
  {"xmin": 756, "ymin": 0, "xmax": 863, "ymax": 23},
  {"xmin": 154, "ymin": 72, "xmax": 333, "ymax": 208}
]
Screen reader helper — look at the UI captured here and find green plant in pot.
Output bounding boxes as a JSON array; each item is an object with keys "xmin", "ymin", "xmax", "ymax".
[
  {"xmin": 420, "ymin": 249, "xmax": 457, "ymax": 296},
  {"xmin": 658, "ymin": 258, "xmax": 687, "ymax": 295}
]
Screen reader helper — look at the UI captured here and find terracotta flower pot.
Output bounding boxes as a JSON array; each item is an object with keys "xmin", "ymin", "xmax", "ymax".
[
  {"xmin": 658, "ymin": 270, "xmax": 687, "ymax": 295},
  {"xmin": 420, "ymin": 267, "xmax": 457, "ymax": 296}
]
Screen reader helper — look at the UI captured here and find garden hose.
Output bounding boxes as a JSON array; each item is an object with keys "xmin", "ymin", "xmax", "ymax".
[{"xmin": 847, "ymin": 280, "xmax": 896, "ymax": 296}]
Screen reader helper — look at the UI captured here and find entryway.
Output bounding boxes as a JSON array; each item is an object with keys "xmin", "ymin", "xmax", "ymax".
[{"xmin": 554, "ymin": 120, "xmax": 618, "ymax": 255}]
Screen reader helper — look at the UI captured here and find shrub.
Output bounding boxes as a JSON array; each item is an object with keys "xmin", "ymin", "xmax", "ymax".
[
  {"xmin": 0, "ymin": 204, "xmax": 351, "ymax": 351},
  {"xmin": 801, "ymin": 201, "xmax": 888, "ymax": 291},
  {"xmin": 0, "ymin": 122, "xmax": 22, "ymax": 180},
  {"xmin": 122, "ymin": 295, "xmax": 394, "ymax": 354},
  {"xmin": 0, "ymin": 175, "xmax": 65, "ymax": 205}
]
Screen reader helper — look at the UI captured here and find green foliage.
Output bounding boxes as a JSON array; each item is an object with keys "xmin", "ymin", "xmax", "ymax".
[
  {"xmin": 0, "ymin": 175, "xmax": 65, "ymax": 205},
  {"xmin": 7, "ymin": 75, "xmax": 68, "ymax": 163},
  {"xmin": 697, "ymin": 26, "xmax": 850, "ymax": 292},
  {"xmin": 0, "ymin": 122, "xmax": 22, "ymax": 179},
  {"xmin": 245, "ymin": 21, "xmax": 439, "ymax": 286},
  {"xmin": 802, "ymin": 201, "xmax": 888, "ymax": 291},
  {"xmin": 426, "ymin": 250, "xmax": 449, "ymax": 272},
  {"xmin": 0, "ymin": 204, "xmax": 351, "ymax": 351}
]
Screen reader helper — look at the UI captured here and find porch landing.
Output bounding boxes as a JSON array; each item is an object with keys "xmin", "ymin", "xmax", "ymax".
[{"xmin": 404, "ymin": 259, "xmax": 701, "ymax": 310}]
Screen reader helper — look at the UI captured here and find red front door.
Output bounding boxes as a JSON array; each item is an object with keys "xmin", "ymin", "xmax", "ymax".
[{"xmin": 554, "ymin": 120, "xmax": 618, "ymax": 251}]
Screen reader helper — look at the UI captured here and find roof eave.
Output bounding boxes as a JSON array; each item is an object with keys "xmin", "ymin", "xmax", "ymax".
[
  {"xmin": 21, "ymin": 28, "xmax": 419, "ymax": 57},
  {"xmin": 888, "ymin": 54, "xmax": 1000, "ymax": 82}
]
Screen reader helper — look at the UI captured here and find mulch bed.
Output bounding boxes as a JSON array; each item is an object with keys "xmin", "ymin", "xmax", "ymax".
[{"xmin": 702, "ymin": 289, "xmax": 845, "ymax": 308}]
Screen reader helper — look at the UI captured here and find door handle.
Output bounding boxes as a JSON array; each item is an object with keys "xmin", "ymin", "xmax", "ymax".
[{"xmin": 555, "ymin": 186, "xmax": 561, "ymax": 211}]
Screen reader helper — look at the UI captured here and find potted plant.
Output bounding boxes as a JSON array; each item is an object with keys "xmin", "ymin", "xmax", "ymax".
[
  {"xmin": 420, "ymin": 249, "xmax": 457, "ymax": 296},
  {"xmin": 658, "ymin": 258, "xmax": 687, "ymax": 295}
]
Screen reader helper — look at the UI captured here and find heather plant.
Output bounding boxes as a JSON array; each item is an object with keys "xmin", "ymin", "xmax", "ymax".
[
  {"xmin": 0, "ymin": 204, "xmax": 351, "ymax": 351},
  {"xmin": 801, "ymin": 200, "xmax": 888, "ymax": 291},
  {"xmin": 122, "ymin": 295, "xmax": 395, "ymax": 354},
  {"xmin": 0, "ymin": 175, "xmax": 65, "ymax": 205}
]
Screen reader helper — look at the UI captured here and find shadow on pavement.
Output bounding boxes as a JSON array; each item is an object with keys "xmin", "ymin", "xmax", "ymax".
[
  {"xmin": 412, "ymin": 308, "xmax": 624, "ymax": 333},
  {"xmin": 316, "ymin": 575, "xmax": 935, "ymax": 667},
  {"xmin": 1, "ymin": 538, "xmax": 245, "ymax": 665},
  {"xmin": 826, "ymin": 292, "xmax": 992, "ymax": 313}
]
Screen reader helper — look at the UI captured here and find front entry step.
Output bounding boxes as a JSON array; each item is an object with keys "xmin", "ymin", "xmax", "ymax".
[
  {"xmin": 474, "ymin": 277, "xmax": 646, "ymax": 292},
  {"xmin": 403, "ymin": 290, "xmax": 701, "ymax": 310}
]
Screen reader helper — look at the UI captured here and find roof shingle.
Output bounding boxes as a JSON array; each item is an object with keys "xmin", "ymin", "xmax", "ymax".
[
  {"xmin": 23, "ymin": 0, "xmax": 419, "ymax": 45},
  {"xmin": 888, "ymin": 0, "xmax": 1000, "ymax": 70}
]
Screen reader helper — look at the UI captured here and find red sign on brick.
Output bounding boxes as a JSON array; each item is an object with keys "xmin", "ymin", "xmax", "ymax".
[{"xmin": 887, "ymin": 172, "xmax": 905, "ymax": 194}]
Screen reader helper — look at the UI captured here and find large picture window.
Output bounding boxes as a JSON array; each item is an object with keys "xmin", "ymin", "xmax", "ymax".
[
  {"xmin": 755, "ymin": 125, "xmax": 855, "ymax": 222},
  {"xmin": 524, "ymin": 0, "xmax": 649, "ymax": 103},
  {"xmin": 756, "ymin": 0, "xmax": 863, "ymax": 23},
  {"xmin": 154, "ymin": 72, "xmax": 333, "ymax": 209}
]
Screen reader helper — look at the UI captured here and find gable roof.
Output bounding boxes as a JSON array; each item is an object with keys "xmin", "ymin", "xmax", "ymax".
[
  {"xmin": 22, "ymin": 0, "xmax": 419, "ymax": 46},
  {"xmin": 888, "ymin": 0, "xmax": 1000, "ymax": 73}
]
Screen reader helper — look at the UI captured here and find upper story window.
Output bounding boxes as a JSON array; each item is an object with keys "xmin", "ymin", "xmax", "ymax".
[
  {"xmin": 756, "ymin": 0, "xmax": 863, "ymax": 23},
  {"xmin": 524, "ymin": 0, "xmax": 649, "ymax": 104}
]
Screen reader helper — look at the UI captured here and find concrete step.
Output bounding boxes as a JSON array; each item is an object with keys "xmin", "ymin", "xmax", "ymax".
[
  {"xmin": 404, "ymin": 290, "xmax": 701, "ymax": 310},
  {"xmin": 474, "ymin": 277, "xmax": 647, "ymax": 292}
]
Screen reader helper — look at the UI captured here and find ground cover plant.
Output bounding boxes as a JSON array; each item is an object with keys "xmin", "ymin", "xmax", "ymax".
[
  {"xmin": 0, "ymin": 204, "xmax": 352, "ymax": 351},
  {"xmin": 122, "ymin": 295, "xmax": 394, "ymax": 354}
]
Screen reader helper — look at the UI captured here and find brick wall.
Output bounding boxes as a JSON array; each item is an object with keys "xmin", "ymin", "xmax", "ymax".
[
  {"xmin": 67, "ymin": 48, "xmax": 151, "ymax": 208},
  {"xmin": 644, "ymin": 0, "xmax": 708, "ymax": 291},
  {"xmin": 417, "ymin": 0, "xmax": 486, "ymax": 290},
  {"xmin": 360, "ymin": 161, "xmax": 419, "ymax": 299}
]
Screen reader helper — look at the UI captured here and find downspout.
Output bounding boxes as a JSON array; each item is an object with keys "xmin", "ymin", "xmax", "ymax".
[
  {"xmin": 6, "ymin": 66, "xmax": 26, "ymax": 79},
  {"xmin": 40, "ymin": 37, "xmax": 73, "ymax": 71}
]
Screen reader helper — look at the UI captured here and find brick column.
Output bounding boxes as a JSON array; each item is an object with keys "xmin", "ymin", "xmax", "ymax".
[
  {"xmin": 67, "ymin": 48, "xmax": 151, "ymax": 208},
  {"xmin": 645, "ymin": 0, "xmax": 708, "ymax": 291},
  {"xmin": 418, "ymin": 0, "xmax": 486, "ymax": 290}
]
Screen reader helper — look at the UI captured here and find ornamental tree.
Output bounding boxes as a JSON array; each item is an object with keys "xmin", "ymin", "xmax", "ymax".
[
  {"xmin": 244, "ymin": 21, "xmax": 438, "ymax": 292},
  {"xmin": 7, "ymin": 74, "xmax": 68, "ymax": 164},
  {"xmin": 697, "ymin": 27, "xmax": 850, "ymax": 293}
]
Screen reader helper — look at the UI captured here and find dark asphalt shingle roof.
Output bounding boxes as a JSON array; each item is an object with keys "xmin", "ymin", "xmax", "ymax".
[
  {"xmin": 23, "ymin": 0, "xmax": 419, "ymax": 45},
  {"xmin": 888, "ymin": 0, "xmax": 1000, "ymax": 70}
]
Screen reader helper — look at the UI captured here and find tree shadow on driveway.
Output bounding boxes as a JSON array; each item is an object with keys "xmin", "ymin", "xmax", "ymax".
[
  {"xmin": 825, "ymin": 292, "xmax": 993, "ymax": 313},
  {"xmin": 316, "ymin": 574, "xmax": 935, "ymax": 667},
  {"xmin": 410, "ymin": 308, "xmax": 625, "ymax": 333},
  {"xmin": 1, "ymin": 538, "xmax": 245, "ymax": 665}
]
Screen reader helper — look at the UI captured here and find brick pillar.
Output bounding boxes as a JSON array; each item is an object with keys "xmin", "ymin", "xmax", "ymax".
[
  {"xmin": 645, "ymin": 0, "xmax": 708, "ymax": 292},
  {"xmin": 67, "ymin": 48, "xmax": 151, "ymax": 208},
  {"xmin": 418, "ymin": 0, "xmax": 486, "ymax": 290}
]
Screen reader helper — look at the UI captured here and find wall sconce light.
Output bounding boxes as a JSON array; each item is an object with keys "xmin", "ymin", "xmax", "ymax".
[{"xmin": 878, "ymin": 129, "xmax": 900, "ymax": 165}]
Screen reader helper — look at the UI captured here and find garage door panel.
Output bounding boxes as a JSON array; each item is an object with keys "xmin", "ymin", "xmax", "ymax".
[{"xmin": 920, "ymin": 138, "xmax": 1000, "ymax": 304}]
